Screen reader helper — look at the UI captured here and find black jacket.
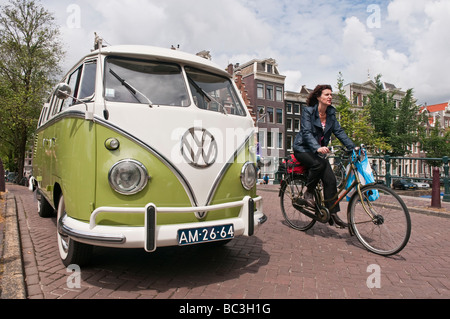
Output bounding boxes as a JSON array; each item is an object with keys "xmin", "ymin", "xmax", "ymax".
[{"xmin": 293, "ymin": 104, "xmax": 355, "ymax": 153}]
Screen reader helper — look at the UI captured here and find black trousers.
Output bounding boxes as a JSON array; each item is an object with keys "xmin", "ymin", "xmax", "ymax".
[{"xmin": 294, "ymin": 151, "xmax": 340, "ymax": 214}]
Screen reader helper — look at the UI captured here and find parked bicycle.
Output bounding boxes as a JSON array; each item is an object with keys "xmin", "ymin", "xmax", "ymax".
[
  {"xmin": 279, "ymin": 146, "xmax": 411, "ymax": 256},
  {"xmin": 331, "ymin": 148, "xmax": 379, "ymax": 188}
]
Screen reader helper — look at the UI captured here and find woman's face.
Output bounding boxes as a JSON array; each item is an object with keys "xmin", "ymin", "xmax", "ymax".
[{"xmin": 318, "ymin": 89, "xmax": 333, "ymax": 106}]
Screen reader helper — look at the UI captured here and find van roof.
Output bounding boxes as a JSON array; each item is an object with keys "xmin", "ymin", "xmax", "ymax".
[{"xmin": 81, "ymin": 45, "xmax": 230, "ymax": 78}]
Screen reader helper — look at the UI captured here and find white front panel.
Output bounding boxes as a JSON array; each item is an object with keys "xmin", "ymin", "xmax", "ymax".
[{"xmin": 104, "ymin": 104, "xmax": 255, "ymax": 206}]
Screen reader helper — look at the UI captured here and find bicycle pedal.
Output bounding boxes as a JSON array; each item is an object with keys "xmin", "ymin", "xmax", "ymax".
[{"xmin": 294, "ymin": 198, "xmax": 307, "ymax": 206}]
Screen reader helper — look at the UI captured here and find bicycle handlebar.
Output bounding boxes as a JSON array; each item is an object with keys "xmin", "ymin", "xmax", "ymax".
[
  {"xmin": 329, "ymin": 144, "xmax": 365, "ymax": 153},
  {"xmin": 283, "ymin": 144, "xmax": 366, "ymax": 162}
]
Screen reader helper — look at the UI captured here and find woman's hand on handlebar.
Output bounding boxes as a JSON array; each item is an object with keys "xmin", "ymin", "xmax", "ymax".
[{"xmin": 317, "ymin": 146, "xmax": 330, "ymax": 154}]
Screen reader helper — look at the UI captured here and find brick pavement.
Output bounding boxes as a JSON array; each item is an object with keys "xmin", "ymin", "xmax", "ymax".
[{"xmin": 2, "ymin": 183, "xmax": 450, "ymax": 300}]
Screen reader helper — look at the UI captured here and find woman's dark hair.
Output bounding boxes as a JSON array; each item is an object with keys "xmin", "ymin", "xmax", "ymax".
[{"xmin": 306, "ymin": 84, "xmax": 333, "ymax": 106}]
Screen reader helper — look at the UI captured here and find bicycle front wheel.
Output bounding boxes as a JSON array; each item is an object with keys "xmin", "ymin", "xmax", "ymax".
[
  {"xmin": 280, "ymin": 175, "xmax": 316, "ymax": 231},
  {"xmin": 332, "ymin": 164, "xmax": 345, "ymax": 189},
  {"xmin": 348, "ymin": 184, "xmax": 411, "ymax": 256}
]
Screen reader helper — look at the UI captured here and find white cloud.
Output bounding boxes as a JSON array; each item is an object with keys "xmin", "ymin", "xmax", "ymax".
[
  {"xmin": 1, "ymin": 0, "xmax": 448, "ymax": 104},
  {"xmin": 385, "ymin": 0, "xmax": 450, "ymax": 103},
  {"xmin": 341, "ymin": 16, "xmax": 408, "ymax": 86}
]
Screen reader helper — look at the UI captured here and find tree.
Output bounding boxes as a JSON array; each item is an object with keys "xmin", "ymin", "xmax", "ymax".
[
  {"xmin": 0, "ymin": 0, "xmax": 64, "ymax": 181},
  {"xmin": 333, "ymin": 72, "xmax": 390, "ymax": 154},
  {"xmin": 390, "ymin": 88, "xmax": 421, "ymax": 155},
  {"xmin": 420, "ymin": 121, "xmax": 450, "ymax": 168},
  {"xmin": 366, "ymin": 75, "xmax": 420, "ymax": 156}
]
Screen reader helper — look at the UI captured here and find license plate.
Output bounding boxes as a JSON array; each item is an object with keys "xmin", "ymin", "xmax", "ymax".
[{"xmin": 178, "ymin": 224, "xmax": 234, "ymax": 246}]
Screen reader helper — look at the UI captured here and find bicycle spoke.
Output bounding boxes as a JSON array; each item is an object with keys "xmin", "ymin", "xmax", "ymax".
[
  {"xmin": 280, "ymin": 175, "xmax": 316, "ymax": 231},
  {"xmin": 349, "ymin": 184, "xmax": 411, "ymax": 256}
]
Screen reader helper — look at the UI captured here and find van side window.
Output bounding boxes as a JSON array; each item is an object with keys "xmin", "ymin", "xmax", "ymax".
[
  {"xmin": 50, "ymin": 93, "xmax": 60, "ymax": 117},
  {"xmin": 60, "ymin": 60, "xmax": 97, "ymax": 111},
  {"xmin": 38, "ymin": 105, "xmax": 48, "ymax": 127},
  {"xmin": 45, "ymin": 94, "xmax": 59, "ymax": 121},
  {"xmin": 61, "ymin": 67, "xmax": 81, "ymax": 111},
  {"xmin": 78, "ymin": 61, "xmax": 97, "ymax": 100}
]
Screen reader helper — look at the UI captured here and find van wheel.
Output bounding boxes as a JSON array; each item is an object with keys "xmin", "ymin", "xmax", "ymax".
[
  {"xmin": 57, "ymin": 195, "xmax": 93, "ymax": 267},
  {"xmin": 38, "ymin": 192, "xmax": 54, "ymax": 218}
]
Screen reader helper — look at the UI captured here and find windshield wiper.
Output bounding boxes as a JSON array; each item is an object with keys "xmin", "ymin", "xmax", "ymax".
[
  {"xmin": 186, "ymin": 75, "xmax": 227, "ymax": 115},
  {"xmin": 109, "ymin": 69, "xmax": 154, "ymax": 107}
]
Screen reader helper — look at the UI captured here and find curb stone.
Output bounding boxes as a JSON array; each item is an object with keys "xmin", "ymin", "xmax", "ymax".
[{"xmin": 0, "ymin": 192, "xmax": 26, "ymax": 299}]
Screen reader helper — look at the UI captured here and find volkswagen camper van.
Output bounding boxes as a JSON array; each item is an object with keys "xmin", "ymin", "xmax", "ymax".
[{"xmin": 30, "ymin": 44, "xmax": 266, "ymax": 266}]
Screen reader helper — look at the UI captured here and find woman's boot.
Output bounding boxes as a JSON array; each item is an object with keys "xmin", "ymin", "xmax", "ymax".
[{"xmin": 330, "ymin": 213, "xmax": 348, "ymax": 229}]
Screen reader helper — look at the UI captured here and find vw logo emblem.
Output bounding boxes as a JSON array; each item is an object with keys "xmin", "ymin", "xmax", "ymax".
[{"xmin": 181, "ymin": 128, "xmax": 218, "ymax": 168}]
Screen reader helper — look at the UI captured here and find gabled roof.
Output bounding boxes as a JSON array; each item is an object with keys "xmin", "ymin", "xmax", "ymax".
[
  {"xmin": 420, "ymin": 102, "xmax": 449, "ymax": 113},
  {"xmin": 426, "ymin": 102, "xmax": 448, "ymax": 113},
  {"xmin": 345, "ymin": 80, "xmax": 398, "ymax": 91}
]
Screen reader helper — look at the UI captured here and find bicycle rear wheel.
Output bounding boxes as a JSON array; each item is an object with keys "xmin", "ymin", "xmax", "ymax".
[
  {"xmin": 348, "ymin": 184, "xmax": 411, "ymax": 256},
  {"xmin": 280, "ymin": 174, "xmax": 316, "ymax": 231}
]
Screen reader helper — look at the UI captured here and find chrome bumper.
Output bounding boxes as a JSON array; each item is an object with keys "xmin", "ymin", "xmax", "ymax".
[{"xmin": 58, "ymin": 196, "xmax": 265, "ymax": 251}]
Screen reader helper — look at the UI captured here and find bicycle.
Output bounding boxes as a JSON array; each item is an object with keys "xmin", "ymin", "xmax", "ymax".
[
  {"xmin": 279, "ymin": 146, "xmax": 411, "ymax": 256},
  {"xmin": 332, "ymin": 151, "xmax": 379, "ymax": 188}
]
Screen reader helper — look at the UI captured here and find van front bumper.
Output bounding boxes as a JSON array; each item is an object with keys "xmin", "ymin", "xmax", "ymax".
[{"xmin": 58, "ymin": 196, "xmax": 265, "ymax": 251}]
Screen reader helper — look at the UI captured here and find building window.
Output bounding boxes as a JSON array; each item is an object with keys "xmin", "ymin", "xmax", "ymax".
[
  {"xmin": 286, "ymin": 102, "xmax": 292, "ymax": 114},
  {"xmin": 276, "ymin": 87, "xmax": 283, "ymax": 102},
  {"xmin": 266, "ymin": 85, "xmax": 273, "ymax": 100},
  {"xmin": 287, "ymin": 135, "xmax": 293, "ymax": 151},
  {"xmin": 276, "ymin": 108, "xmax": 283, "ymax": 124},
  {"xmin": 353, "ymin": 93, "xmax": 358, "ymax": 105},
  {"xmin": 258, "ymin": 130, "xmax": 265, "ymax": 148},
  {"xmin": 257, "ymin": 83, "xmax": 264, "ymax": 99},
  {"xmin": 277, "ymin": 132, "xmax": 283, "ymax": 149},
  {"xmin": 257, "ymin": 106, "xmax": 265, "ymax": 123},
  {"xmin": 287, "ymin": 118, "xmax": 293, "ymax": 131},
  {"xmin": 294, "ymin": 103, "xmax": 300, "ymax": 114},
  {"xmin": 266, "ymin": 64, "xmax": 273, "ymax": 74},
  {"xmin": 267, "ymin": 131, "xmax": 273, "ymax": 148},
  {"xmin": 294, "ymin": 119, "xmax": 300, "ymax": 132},
  {"xmin": 267, "ymin": 107, "xmax": 274, "ymax": 123}
]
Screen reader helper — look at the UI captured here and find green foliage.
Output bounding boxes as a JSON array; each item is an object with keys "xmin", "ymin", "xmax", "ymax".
[
  {"xmin": 333, "ymin": 72, "xmax": 390, "ymax": 154},
  {"xmin": 366, "ymin": 74, "xmax": 421, "ymax": 156},
  {"xmin": 420, "ymin": 122, "xmax": 450, "ymax": 167},
  {"xmin": 0, "ymin": 0, "xmax": 64, "ymax": 176}
]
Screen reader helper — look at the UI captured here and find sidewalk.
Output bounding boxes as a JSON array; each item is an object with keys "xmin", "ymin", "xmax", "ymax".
[{"xmin": 0, "ymin": 189, "xmax": 27, "ymax": 299}]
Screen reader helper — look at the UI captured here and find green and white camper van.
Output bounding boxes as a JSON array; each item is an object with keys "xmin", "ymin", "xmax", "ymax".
[{"xmin": 30, "ymin": 45, "xmax": 266, "ymax": 266}]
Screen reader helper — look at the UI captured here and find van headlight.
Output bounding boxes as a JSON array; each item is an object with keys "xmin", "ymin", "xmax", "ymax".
[
  {"xmin": 240, "ymin": 162, "xmax": 257, "ymax": 190},
  {"xmin": 108, "ymin": 159, "xmax": 149, "ymax": 195}
]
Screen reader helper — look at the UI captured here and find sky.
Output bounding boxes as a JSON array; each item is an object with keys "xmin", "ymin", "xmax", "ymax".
[{"xmin": 2, "ymin": 0, "xmax": 449, "ymax": 105}]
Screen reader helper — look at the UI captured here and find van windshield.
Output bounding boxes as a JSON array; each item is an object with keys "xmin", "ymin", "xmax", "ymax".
[
  {"xmin": 185, "ymin": 67, "xmax": 246, "ymax": 116},
  {"xmin": 104, "ymin": 57, "xmax": 190, "ymax": 106}
]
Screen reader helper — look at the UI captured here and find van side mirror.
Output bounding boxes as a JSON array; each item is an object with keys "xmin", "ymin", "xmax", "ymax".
[
  {"xmin": 54, "ymin": 83, "xmax": 94, "ymax": 121},
  {"xmin": 56, "ymin": 83, "xmax": 72, "ymax": 99}
]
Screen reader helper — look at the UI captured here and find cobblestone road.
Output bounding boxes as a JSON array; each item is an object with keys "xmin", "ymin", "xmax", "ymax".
[{"xmin": 2, "ymin": 183, "xmax": 450, "ymax": 300}]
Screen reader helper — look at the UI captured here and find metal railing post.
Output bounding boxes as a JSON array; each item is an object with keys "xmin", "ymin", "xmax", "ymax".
[
  {"xmin": 443, "ymin": 156, "xmax": 450, "ymax": 202},
  {"xmin": 384, "ymin": 155, "xmax": 391, "ymax": 188}
]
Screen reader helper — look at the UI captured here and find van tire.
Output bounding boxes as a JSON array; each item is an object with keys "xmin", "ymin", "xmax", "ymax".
[
  {"xmin": 38, "ymin": 192, "xmax": 55, "ymax": 218},
  {"xmin": 57, "ymin": 195, "xmax": 93, "ymax": 267}
]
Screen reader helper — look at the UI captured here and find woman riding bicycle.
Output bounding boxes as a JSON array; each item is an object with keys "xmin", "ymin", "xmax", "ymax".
[{"xmin": 293, "ymin": 84, "xmax": 355, "ymax": 228}]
